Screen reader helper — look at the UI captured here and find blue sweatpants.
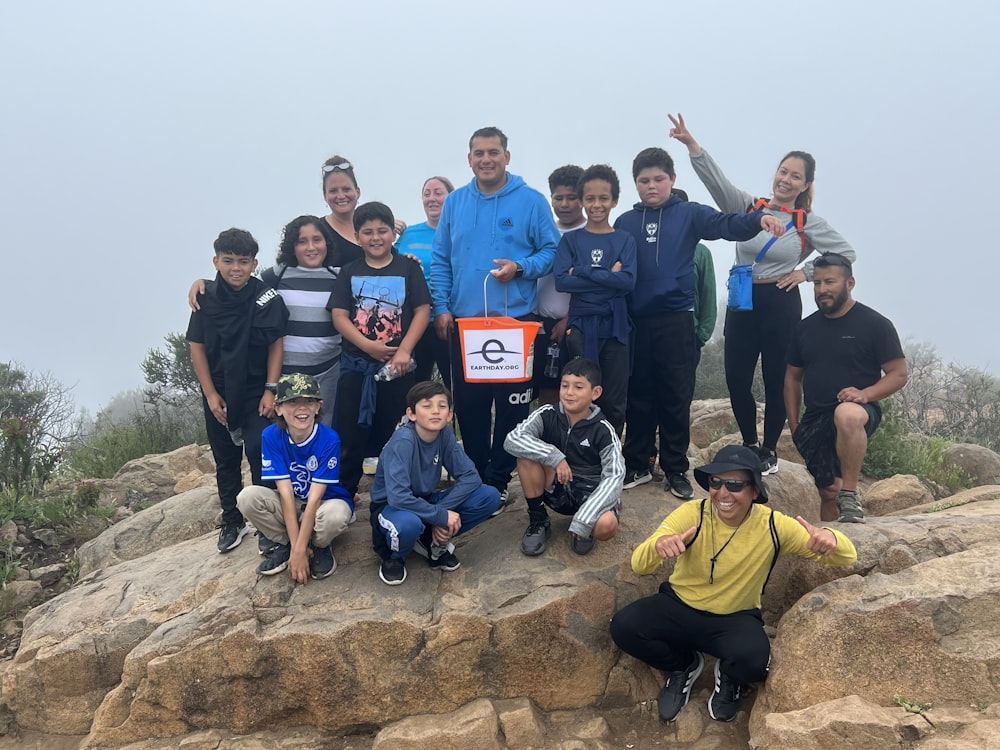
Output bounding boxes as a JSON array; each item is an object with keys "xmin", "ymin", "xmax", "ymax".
[{"xmin": 377, "ymin": 484, "xmax": 501, "ymax": 560}]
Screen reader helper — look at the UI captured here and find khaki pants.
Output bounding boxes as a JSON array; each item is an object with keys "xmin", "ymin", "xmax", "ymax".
[{"xmin": 236, "ymin": 486, "xmax": 353, "ymax": 547}]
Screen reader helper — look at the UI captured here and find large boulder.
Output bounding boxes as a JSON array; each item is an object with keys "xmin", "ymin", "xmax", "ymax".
[
  {"xmin": 75, "ymin": 486, "xmax": 222, "ymax": 576},
  {"xmin": 941, "ymin": 443, "xmax": 1000, "ymax": 486},
  {"xmin": 750, "ymin": 540, "xmax": 1000, "ymax": 742},
  {"xmin": 109, "ymin": 444, "xmax": 217, "ymax": 505},
  {"xmin": 864, "ymin": 474, "xmax": 934, "ymax": 516}
]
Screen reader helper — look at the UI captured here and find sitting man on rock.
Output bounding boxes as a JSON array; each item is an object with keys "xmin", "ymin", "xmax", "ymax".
[
  {"xmin": 784, "ymin": 253, "xmax": 907, "ymax": 523},
  {"xmin": 610, "ymin": 445, "xmax": 857, "ymax": 723}
]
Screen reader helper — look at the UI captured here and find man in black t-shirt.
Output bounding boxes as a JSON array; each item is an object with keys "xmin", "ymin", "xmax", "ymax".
[{"xmin": 784, "ymin": 254, "xmax": 907, "ymax": 524}]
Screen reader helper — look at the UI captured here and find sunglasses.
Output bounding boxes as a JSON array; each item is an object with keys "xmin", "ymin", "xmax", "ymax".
[
  {"xmin": 708, "ymin": 476, "xmax": 753, "ymax": 492},
  {"xmin": 322, "ymin": 161, "xmax": 353, "ymax": 173},
  {"xmin": 815, "ymin": 253, "xmax": 852, "ymax": 268}
]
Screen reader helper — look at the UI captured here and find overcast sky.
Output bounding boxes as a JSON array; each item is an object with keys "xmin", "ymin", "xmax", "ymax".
[{"xmin": 2, "ymin": 0, "xmax": 997, "ymax": 413}]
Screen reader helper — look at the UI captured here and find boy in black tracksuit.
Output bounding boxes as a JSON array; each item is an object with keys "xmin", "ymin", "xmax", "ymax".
[
  {"xmin": 504, "ymin": 357, "xmax": 625, "ymax": 556},
  {"xmin": 187, "ymin": 228, "xmax": 288, "ymax": 553}
]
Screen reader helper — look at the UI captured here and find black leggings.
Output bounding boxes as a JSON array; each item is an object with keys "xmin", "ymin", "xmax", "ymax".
[
  {"xmin": 610, "ymin": 583, "xmax": 770, "ymax": 685},
  {"xmin": 724, "ymin": 283, "xmax": 802, "ymax": 450}
]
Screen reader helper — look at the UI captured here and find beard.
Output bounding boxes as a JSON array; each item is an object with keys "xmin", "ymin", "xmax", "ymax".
[{"xmin": 816, "ymin": 287, "xmax": 850, "ymax": 315}]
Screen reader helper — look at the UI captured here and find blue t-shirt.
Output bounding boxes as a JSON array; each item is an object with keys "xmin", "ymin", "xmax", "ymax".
[{"xmin": 260, "ymin": 422, "xmax": 353, "ymax": 508}]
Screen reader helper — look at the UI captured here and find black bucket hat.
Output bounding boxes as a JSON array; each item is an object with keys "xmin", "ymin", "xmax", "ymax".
[{"xmin": 693, "ymin": 445, "xmax": 769, "ymax": 504}]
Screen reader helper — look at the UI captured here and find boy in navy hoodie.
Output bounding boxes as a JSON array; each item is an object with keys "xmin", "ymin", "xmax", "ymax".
[
  {"xmin": 614, "ymin": 146, "xmax": 785, "ymax": 499},
  {"xmin": 369, "ymin": 381, "xmax": 502, "ymax": 585}
]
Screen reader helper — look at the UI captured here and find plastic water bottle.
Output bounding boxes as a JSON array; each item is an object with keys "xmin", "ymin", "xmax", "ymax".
[
  {"xmin": 543, "ymin": 342, "xmax": 560, "ymax": 379},
  {"xmin": 374, "ymin": 357, "xmax": 417, "ymax": 382}
]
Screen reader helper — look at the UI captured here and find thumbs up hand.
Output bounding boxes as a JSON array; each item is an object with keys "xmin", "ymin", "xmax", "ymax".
[{"xmin": 655, "ymin": 526, "xmax": 697, "ymax": 559}]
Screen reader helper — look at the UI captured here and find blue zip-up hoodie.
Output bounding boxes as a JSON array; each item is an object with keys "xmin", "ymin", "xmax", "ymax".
[
  {"xmin": 431, "ymin": 173, "xmax": 559, "ymax": 319},
  {"xmin": 614, "ymin": 194, "xmax": 765, "ymax": 317}
]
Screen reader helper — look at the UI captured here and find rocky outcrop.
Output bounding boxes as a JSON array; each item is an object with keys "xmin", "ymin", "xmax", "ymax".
[
  {"xmin": 75, "ymin": 486, "xmax": 221, "ymax": 576},
  {"xmin": 7, "ymin": 400, "xmax": 1000, "ymax": 749},
  {"xmin": 92, "ymin": 444, "xmax": 217, "ymax": 508}
]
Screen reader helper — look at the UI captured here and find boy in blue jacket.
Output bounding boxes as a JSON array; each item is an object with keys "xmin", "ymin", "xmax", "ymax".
[
  {"xmin": 369, "ymin": 381, "xmax": 502, "ymax": 585},
  {"xmin": 614, "ymin": 146, "xmax": 785, "ymax": 500}
]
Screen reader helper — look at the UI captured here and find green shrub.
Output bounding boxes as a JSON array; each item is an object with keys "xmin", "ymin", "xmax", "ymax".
[
  {"xmin": 865, "ymin": 398, "xmax": 971, "ymax": 491},
  {"xmin": 64, "ymin": 406, "xmax": 204, "ymax": 479}
]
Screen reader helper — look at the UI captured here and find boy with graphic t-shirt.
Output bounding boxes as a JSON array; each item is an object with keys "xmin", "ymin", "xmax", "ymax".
[
  {"xmin": 328, "ymin": 201, "xmax": 431, "ymax": 500},
  {"xmin": 554, "ymin": 164, "xmax": 636, "ymax": 436},
  {"xmin": 237, "ymin": 373, "xmax": 354, "ymax": 581},
  {"xmin": 187, "ymin": 228, "xmax": 288, "ymax": 554}
]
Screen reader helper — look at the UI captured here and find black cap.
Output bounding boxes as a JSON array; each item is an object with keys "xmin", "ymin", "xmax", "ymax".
[{"xmin": 693, "ymin": 445, "xmax": 769, "ymax": 504}]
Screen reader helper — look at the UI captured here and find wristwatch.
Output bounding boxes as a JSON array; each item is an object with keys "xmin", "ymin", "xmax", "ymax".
[
  {"xmin": 264, "ymin": 383, "xmax": 278, "ymax": 394},
  {"xmin": 514, "ymin": 263, "xmax": 524, "ymax": 278}
]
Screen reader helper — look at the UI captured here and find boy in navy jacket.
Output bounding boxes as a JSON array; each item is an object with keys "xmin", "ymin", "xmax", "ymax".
[{"xmin": 614, "ymin": 146, "xmax": 785, "ymax": 500}]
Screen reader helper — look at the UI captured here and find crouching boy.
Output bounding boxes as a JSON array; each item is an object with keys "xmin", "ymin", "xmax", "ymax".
[
  {"xmin": 369, "ymin": 381, "xmax": 501, "ymax": 585},
  {"xmin": 237, "ymin": 373, "xmax": 354, "ymax": 582},
  {"xmin": 504, "ymin": 357, "xmax": 625, "ymax": 556}
]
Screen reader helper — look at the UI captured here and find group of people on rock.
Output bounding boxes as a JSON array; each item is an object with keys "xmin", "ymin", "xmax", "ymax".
[{"xmin": 184, "ymin": 116, "xmax": 907, "ymax": 724}]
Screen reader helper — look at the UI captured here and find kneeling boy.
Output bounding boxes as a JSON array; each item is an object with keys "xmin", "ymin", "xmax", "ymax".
[
  {"xmin": 369, "ymin": 381, "xmax": 501, "ymax": 585},
  {"xmin": 237, "ymin": 373, "xmax": 354, "ymax": 582},
  {"xmin": 504, "ymin": 357, "xmax": 625, "ymax": 556}
]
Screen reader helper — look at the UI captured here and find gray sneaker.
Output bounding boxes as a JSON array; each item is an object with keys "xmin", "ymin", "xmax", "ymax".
[
  {"xmin": 520, "ymin": 519, "xmax": 551, "ymax": 556},
  {"xmin": 836, "ymin": 489, "xmax": 865, "ymax": 523}
]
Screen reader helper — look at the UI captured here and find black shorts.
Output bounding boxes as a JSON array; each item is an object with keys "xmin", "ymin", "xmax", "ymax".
[
  {"xmin": 542, "ymin": 478, "xmax": 621, "ymax": 521},
  {"xmin": 792, "ymin": 403, "xmax": 881, "ymax": 488}
]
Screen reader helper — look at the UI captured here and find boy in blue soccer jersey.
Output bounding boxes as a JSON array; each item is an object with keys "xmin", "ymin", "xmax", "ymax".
[{"xmin": 237, "ymin": 373, "xmax": 354, "ymax": 582}]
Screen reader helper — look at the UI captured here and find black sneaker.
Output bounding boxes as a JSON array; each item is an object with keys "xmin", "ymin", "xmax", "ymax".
[
  {"xmin": 666, "ymin": 473, "xmax": 694, "ymax": 499},
  {"xmin": 623, "ymin": 469, "xmax": 652, "ymax": 490},
  {"xmin": 429, "ymin": 545, "xmax": 461, "ymax": 571},
  {"xmin": 707, "ymin": 660, "xmax": 743, "ymax": 722},
  {"xmin": 759, "ymin": 447, "xmax": 779, "ymax": 476},
  {"xmin": 570, "ymin": 533, "xmax": 595, "ymax": 555},
  {"xmin": 256, "ymin": 530, "xmax": 280, "ymax": 556},
  {"xmin": 217, "ymin": 521, "xmax": 249, "ymax": 553},
  {"xmin": 520, "ymin": 519, "xmax": 551, "ymax": 556},
  {"xmin": 836, "ymin": 489, "xmax": 865, "ymax": 523},
  {"xmin": 256, "ymin": 543, "xmax": 291, "ymax": 576},
  {"xmin": 309, "ymin": 544, "xmax": 337, "ymax": 579},
  {"xmin": 657, "ymin": 652, "xmax": 704, "ymax": 722},
  {"xmin": 379, "ymin": 557, "xmax": 406, "ymax": 585}
]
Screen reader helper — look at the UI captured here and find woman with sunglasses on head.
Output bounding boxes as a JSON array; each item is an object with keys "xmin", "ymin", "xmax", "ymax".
[
  {"xmin": 610, "ymin": 444, "xmax": 856, "ymax": 725},
  {"xmin": 395, "ymin": 176, "xmax": 455, "ymax": 387},
  {"xmin": 188, "ymin": 216, "xmax": 345, "ymax": 423},
  {"xmin": 321, "ymin": 156, "xmax": 406, "ymax": 267},
  {"xmin": 667, "ymin": 114, "xmax": 855, "ymax": 477}
]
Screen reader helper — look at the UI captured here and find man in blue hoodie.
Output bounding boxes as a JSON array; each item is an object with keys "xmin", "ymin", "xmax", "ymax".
[
  {"xmin": 614, "ymin": 147, "xmax": 785, "ymax": 499},
  {"xmin": 431, "ymin": 127, "xmax": 561, "ymax": 506}
]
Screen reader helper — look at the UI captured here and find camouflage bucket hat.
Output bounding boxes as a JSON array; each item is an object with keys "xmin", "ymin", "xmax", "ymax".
[{"xmin": 275, "ymin": 373, "xmax": 322, "ymax": 404}]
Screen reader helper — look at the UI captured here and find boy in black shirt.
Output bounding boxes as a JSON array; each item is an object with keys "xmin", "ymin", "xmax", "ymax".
[{"xmin": 187, "ymin": 228, "xmax": 288, "ymax": 552}]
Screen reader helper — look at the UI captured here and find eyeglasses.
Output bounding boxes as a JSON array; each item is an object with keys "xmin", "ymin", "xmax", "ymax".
[
  {"xmin": 708, "ymin": 476, "xmax": 753, "ymax": 492},
  {"xmin": 322, "ymin": 161, "xmax": 353, "ymax": 173}
]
